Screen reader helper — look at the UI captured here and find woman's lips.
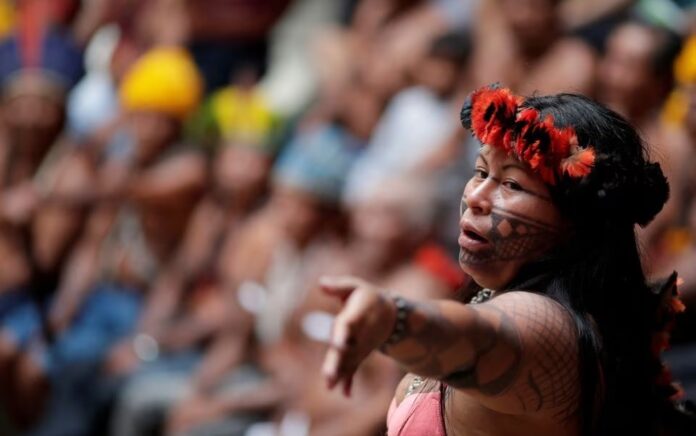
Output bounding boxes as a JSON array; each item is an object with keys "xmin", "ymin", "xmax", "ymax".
[{"xmin": 458, "ymin": 229, "xmax": 492, "ymax": 252}]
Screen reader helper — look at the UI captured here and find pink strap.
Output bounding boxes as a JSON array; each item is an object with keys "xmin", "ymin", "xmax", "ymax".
[{"xmin": 386, "ymin": 391, "xmax": 446, "ymax": 436}]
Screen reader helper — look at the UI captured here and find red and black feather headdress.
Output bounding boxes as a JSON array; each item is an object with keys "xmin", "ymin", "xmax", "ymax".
[{"xmin": 467, "ymin": 86, "xmax": 596, "ymax": 185}]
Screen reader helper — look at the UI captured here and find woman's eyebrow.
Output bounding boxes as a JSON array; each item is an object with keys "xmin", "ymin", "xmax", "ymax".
[
  {"xmin": 478, "ymin": 154, "xmax": 488, "ymax": 165},
  {"xmin": 502, "ymin": 162, "xmax": 527, "ymax": 172}
]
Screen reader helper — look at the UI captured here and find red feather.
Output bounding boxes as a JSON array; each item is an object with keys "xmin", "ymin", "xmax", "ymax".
[
  {"xmin": 470, "ymin": 87, "xmax": 519, "ymax": 150},
  {"xmin": 537, "ymin": 163, "xmax": 557, "ymax": 185},
  {"xmin": 549, "ymin": 126, "xmax": 575, "ymax": 159},
  {"xmin": 468, "ymin": 86, "xmax": 597, "ymax": 184},
  {"xmin": 560, "ymin": 147, "xmax": 595, "ymax": 179}
]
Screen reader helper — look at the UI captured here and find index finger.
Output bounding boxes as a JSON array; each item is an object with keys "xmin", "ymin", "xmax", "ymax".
[{"xmin": 319, "ymin": 275, "xmax": 365, "ymax": 301}]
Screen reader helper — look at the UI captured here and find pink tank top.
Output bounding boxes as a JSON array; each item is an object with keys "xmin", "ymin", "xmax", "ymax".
[{"xmin": 386, "ymin": 388, "xmax": 447, "ymax": 436}]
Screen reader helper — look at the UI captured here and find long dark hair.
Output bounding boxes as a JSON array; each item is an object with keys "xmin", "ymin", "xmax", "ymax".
[{"xmin": 495, "ymin": 93, "xmax": 696, "ymax": 435}]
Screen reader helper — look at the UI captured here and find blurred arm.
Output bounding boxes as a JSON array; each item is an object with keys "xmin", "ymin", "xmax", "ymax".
[
  {"xmin": 190, "ymin": 318, "xmax": 253, "ymax": 394},
  {"xmin": 49, "ymin": 206, "xmax": 116, "ymax": 331},
  {"xmin": 127, "ymin": 153, "xmax": 206, "ymax": 205},
  {"xmin": 136, "ymin": 197, "xmax": 227, "ymax": 337}
]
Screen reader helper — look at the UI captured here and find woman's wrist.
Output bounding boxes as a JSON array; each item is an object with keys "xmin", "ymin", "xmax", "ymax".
[{"xmin": 381, "ymin": 295, "xmax": 414, "ymax": 351}]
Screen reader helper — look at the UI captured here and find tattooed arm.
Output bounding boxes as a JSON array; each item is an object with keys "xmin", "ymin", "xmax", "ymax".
[{"xmin": 321, "ymin": 278, "xmax": 579, "ymax": 421}]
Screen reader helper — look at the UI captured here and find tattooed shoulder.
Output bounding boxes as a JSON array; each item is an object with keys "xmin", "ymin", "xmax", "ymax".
[{"xmin": 446, "ymin": 291, "xmax": 581, "ymax": 422}]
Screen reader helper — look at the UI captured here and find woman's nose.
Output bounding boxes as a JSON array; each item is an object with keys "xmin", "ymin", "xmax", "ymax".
[{"xmin": 463, "ymin": 180, "xmax": 494, "ymax": 216}]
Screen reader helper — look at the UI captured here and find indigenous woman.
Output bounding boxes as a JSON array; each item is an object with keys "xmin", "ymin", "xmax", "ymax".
[{"xmin": 319, "ymin": 85, "xmax": 696, "ymax": 435}]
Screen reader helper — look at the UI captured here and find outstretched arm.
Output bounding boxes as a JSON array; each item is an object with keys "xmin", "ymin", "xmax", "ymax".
[{"xmin": 320, "ymin": 277, "xmax": 580, "ymax": 422}]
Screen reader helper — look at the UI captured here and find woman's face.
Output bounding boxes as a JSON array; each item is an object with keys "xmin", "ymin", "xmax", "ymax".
[{"xmin": 459, "ymin": 145, "xmax": 566, "ymax": 290}]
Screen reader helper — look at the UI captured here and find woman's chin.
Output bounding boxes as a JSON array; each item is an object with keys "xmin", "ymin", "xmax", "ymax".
[{"xmin": 460, "ymin": 262, "xmax": 516, "ymax": 291}]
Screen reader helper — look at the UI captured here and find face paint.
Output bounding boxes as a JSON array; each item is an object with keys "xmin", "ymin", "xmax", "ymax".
[{"xmin": 459, "ymin": 204, "xmax": 560, "ymax": 266}]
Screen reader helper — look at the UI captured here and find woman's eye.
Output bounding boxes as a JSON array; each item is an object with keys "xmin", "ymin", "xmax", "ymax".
[
  {"xmin": 503, "ymin": 180, "xmax": 523, "ymax": 191},
  {"xmin": 475, "ymin": 168, "xmax": 488, "ymax": 179}
]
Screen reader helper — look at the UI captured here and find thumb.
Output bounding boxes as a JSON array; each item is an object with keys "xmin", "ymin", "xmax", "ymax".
[{"xmin": 319, "ymin": 275, "xmax": 364, "ymax": 300}]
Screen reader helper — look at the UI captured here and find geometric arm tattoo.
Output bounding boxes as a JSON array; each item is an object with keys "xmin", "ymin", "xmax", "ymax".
[{"xmin": 381, "ymin": 291, "xmax": 580, "ymax": 423}]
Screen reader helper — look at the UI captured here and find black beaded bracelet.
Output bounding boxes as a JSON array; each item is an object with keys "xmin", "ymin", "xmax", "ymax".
[{"xmin": 383, "ymin": 296, "xmax": 414, "ymax": 348}]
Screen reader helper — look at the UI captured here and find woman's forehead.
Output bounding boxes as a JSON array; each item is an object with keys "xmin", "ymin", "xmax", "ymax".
[{"xmin": 478, "ymin": 145, "xmax": 524, "ymax": 166}]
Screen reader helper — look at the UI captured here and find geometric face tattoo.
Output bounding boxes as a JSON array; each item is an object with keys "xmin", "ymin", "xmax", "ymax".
[{"xmin": 459, "ymin": 197, "xmax": 561, "ymax": 266}]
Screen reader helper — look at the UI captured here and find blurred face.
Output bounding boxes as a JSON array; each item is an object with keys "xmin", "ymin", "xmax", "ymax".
[
  {"xmin": 127, "ymin": 110, "xmax": 180, "ymax": 164},
  {"xmin": 3, "ymin": 93, "xmax": 65, "ymax": 156},
  {"xmin": 351, "ymin": 197, "xmax": 411, "ymax": 263},
  {"xmin": 598, "ymin": 24, "xmax": 657, "ymax": 115},
  {"xmin": 413, "ymin": 56, "xmax": 460, "ymax": 97},
  {"xmin": 459, "ymin": 145, "xmax": 566, "ymax": 290},
  {"xmin": 500, "ymin": 0, "xmax": 557, "ymax": 50},
  {"xmin": 214, "ymin": 145, "xmax": 271, "ymax": 201},
  {"xmin": 359, "ymin": 48, "xmax": 408, "ymax": 101},
  {"xmin": 337, "ymin": 85, "xmax": 382, "ymax": 141},
  {"xmin": 270, "ymin": 184, "xmax": 325, "ymax": 244}
]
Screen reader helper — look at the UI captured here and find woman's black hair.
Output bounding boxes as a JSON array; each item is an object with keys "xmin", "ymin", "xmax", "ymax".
[{"xmin": 461, "ymin": 92, "xmax": 695, "ymax": 435}]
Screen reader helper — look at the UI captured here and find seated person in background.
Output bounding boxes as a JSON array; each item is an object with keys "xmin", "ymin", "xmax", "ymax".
[
  {"xmin": 166, "ymin": 176, "xmax": 462, "ymax": 436},
  {"xmin": 0, "ymin": 21, "xmax": 85, "ymax": 428},
  {"xmin": 314, "ymin": 0, "xmax": 472, "ymax": 108},
  {"xmin": 106, "ymin": 130, "xmax": 279, "ymax": 436},
  {"xmin": 188, "ymin": 63, "xmax": 281, "ymax": 150},
  {"xmin": 104, "ymin": 64, "xmax": 282, "ymax": 382},
  {"xmin": 597, "ymin": 20, "xmax": 681, "ymax": 141},
  {"xmin": 344, "ymin": 30, "xmax": 476, "ymax": 255},
  {"xmin": 343, "ymin": 30, "xmax": 472, "ymax": 204},
  {"xmin": 239, "ymin": 176, "xmax": 463, "ymax": 436},
  {"xmin": 0, "ymin": 25, "xmax": 85, "ymax": 298},
  {"xmin": 4, "ymin": 46, "xmax": 206, "ymax": 436},
  {"xmin": 113, "ymin": 122, "xmax": 357, "ymax": 436},
  {"xmin": 472, "ymin": 0, "xmax": 597, "ymax": 95}
]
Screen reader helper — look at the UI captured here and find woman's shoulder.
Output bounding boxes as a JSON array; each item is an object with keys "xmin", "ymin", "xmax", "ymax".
[
  {"xmin": 455, "ymin": 290, "xmax": 582, "ymax": 425},
  {"xmin": 485, "ymin": 290, "xmax": 579, "ymax": 346},
  {"xmin": 478, "ymin": 290, "xmax": 580, "ymax": 380},
  {"xmin": 488, "ymin": 289, "xmax": 570, "ymax": 313}
]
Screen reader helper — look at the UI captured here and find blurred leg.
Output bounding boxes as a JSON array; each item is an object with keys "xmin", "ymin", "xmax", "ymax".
[
  {"xmin": 112, "ymin": 368, "xmax": 192, "ymax": 436},
  {"xmin": 0, "ymin": 230, "xmax": 31, "ymax": 292},
  {"xmin": 53, "ymin": 284, "xmax": 141, "ymax": 367},
  {"xmin": 12, "ymin": 351, "xmax": 49, "ymax": 429},
  {"xmin": 0, "ymin": 331, "xmax": 18, "ymax": 426}
]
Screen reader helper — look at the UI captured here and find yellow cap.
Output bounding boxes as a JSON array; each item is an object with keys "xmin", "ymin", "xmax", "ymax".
[
  {"xmin": 119, "ymin": 47, "xmax": 203, "ymax": 120},
  {"xmin": 211, "ymin": 86, "xmax": 277, "ymax": 145},
  {"xmin": 0, "ymin": 0, "xmax": 15, "ymax": 39},
  {"xmin": 675, "ymin": 35, "xmax": 696, "ymax": 85},
  {"xmin": 661, "ymin": 89, "xmax": 687, "ymax": 126}
]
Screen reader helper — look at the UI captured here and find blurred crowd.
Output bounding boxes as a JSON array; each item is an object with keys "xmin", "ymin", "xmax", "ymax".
[{"xmin": 1, "ymin": 0, "xmax": 696, "ymax": 435}]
